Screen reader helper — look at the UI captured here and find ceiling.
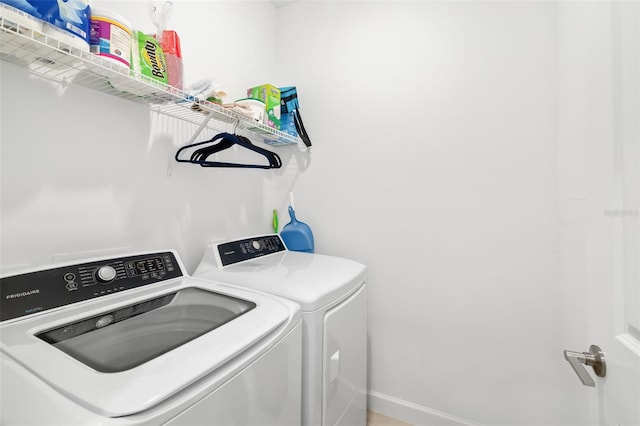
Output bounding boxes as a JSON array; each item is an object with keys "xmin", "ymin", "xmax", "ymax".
[{"xmin": 271, "ymin": 0, "xmax": 298, "ymax": 8}]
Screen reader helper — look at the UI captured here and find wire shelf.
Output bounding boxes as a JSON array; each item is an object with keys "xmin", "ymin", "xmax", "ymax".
[{"xmin": 0, "ymin": 14, "xmax": 300, "ymax": 146}]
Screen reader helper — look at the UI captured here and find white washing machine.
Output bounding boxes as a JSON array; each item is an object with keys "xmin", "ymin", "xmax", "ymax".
[
  {"xmin": 0, "ymin": 250, "xmax": 302, "ymax": 425},
  {"xmin": 194, "ymin": 234, "xmax": 368, "ymax": 426}
]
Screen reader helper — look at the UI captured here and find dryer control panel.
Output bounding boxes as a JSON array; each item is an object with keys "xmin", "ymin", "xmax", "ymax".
[
  {"xmin": 0, "ymin": 252, "xmax": 182, "ymax": 321},
  {"xmin": 217, "ymin": 234, "xmax": 287, "ymax": 267}
]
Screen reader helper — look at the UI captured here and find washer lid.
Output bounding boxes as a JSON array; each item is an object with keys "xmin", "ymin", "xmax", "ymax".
[
  {"xmin": 195, "ymin": 250, "xmax": 367, "ymax": 312},
  {"xmin": 0, "ymin": 277, "xmax": 295, "ymax": 417},
  {"xmin": 36, "ymin": 287, "xmax": 256, "ymax": 373}
]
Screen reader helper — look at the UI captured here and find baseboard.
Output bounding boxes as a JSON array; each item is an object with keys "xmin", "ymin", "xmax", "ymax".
[{"xmin": 367, "ymin": 390, "xmax": 483, "ymax": 426}]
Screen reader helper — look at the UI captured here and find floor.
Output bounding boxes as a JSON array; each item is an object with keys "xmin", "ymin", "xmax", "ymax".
[{"xmin": 367, "ymin": 411, "xmax": 413, "ymax": 426}]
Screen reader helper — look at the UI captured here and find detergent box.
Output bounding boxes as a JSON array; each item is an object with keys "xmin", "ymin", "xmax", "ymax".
[
  {"xmin": 247, "ymin": 84, "xmax": 280, "ymax": 129},
  {"xmin": 0, "ymin": 0, "xmax": 91, "ymax": 46}
]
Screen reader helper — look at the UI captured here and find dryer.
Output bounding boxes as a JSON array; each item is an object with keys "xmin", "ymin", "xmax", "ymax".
[
  {"xmin": 195, "ymin": 235, "xmax": 368, "ymax": 426},
  {"xmin": 0, "ymin": 250, "xmax": 302, "ymax": 425}
]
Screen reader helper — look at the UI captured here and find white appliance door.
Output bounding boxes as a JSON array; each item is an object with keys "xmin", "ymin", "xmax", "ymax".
[
  {"xmin": 322, "ymin": 285, "xmax": 367, "ymax": 426},
  {"xmin": 560, "ymin": 2, "xmax": 640, "ymax": 424}
]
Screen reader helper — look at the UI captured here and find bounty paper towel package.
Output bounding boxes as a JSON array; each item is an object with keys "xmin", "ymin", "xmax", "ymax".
[
  {"xmin": 109, "ymin": 30, "xmax": 167, "ymax": 97},
  {"xmin": 131, "ymin": 30, "xmax": 168, "ymax": 85}
]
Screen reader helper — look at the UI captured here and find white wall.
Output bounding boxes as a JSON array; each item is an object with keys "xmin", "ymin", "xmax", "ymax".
[{"xmin": 277, "ymin": 2, "xmax": 586, "ymax": 425}]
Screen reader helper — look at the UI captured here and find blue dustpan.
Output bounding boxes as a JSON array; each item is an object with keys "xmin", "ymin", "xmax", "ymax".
[{"xmin": 281, "ymin": 205, "xmax": 314, "ymax": 253}]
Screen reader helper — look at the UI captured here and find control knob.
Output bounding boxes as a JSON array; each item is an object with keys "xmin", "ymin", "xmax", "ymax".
[{"xmin": 96, "ymin": 265, "xmax": 117, "ymax": 284}]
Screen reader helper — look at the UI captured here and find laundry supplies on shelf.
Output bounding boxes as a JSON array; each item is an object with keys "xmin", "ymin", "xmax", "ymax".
[
  {"xmin": 248, "ymin": 84, "xmax": 281, "ymax": 130},
  {"xmin": 89, "ymin": 8, "xmax": 132, "ymax": 70},
  {"xmin": 0, "ymin": 0, "xmax": 90, "ymax": 50},
  {"xmin": 0, "ymin": 9, "xmax": 304, "ymax": 146}
]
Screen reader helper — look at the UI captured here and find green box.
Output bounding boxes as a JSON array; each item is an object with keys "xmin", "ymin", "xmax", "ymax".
[{"xmin": 247, "ymin": 84, "xmax": 281, "ymax": 129}]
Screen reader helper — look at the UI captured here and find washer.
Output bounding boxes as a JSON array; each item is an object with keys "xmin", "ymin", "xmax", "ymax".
[
  {"xmin": 0, "ymin": 250, "xmax": 302, "ymax": 425},
  {"xmin": 194, "ymin": 234, "xmax": 368, "ymax": 426}
]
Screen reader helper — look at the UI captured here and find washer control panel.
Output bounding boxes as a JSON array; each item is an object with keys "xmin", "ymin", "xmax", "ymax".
[
  {"xmin": 217, "ymin": 234, "xmax": 287, "ymax": 267},
  {"xmin": 0, "ymin": 252, "xmax": 182, "ymax": 321}
]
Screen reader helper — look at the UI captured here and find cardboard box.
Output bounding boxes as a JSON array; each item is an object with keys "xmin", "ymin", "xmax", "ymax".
[
  {"xmin": 2, "ymin": 0, "xmax": 91, "ymax": 44},
  {"xmin": 247, "ymin": 84, "xmax": 281, "ymax": 129}
]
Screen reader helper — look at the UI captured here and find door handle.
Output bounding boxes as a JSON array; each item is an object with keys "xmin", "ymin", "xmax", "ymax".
[{"xmin": 563, "ymin": 344, "xmax": 606, "ymax": 387}]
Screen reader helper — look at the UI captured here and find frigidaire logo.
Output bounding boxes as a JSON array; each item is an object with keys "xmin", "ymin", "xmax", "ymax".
[{"xmin": 5, "ymin": 289, "xmax": 40, "ymax": 299}]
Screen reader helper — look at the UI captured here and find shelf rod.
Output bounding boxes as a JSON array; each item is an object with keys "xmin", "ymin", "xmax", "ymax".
[{"xmin": 185, "ymin": 113, "xmax": 214, "ymax": 146}]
